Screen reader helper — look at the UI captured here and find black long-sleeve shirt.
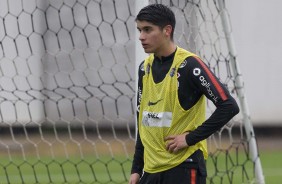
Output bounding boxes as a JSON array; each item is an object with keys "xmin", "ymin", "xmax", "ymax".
[{"xmin": 131, "ymin": 49, "xmax": 239, "ymax": 176}]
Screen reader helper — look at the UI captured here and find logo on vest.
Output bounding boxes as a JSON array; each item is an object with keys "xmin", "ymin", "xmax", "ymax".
[
  {"xmin": 142, "ymin": 111, "xmax": 172, "ymax": 127},
  {"xmin": 148, "ymin": 99, "xmax": 163, "ymax": 106},
  {"xmin": 170, "ymin": 68, "xmax": 176, "ymax": 77}
]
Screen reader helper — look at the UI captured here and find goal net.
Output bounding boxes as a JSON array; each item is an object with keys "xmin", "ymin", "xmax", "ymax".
[{"xmin": 0, "ymin": 0, "xmax": 264, "ymax": 184}]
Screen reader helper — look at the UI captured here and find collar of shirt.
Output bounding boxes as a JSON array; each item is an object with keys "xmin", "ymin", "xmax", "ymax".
[{"xmin": 154, "ymin": 48, "xmax": 177, "ymax": 64}]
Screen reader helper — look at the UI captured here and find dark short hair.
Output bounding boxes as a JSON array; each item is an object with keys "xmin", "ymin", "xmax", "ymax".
[{"xmin": 136, "ymin": 4, "xmax": 176, "ymax": 40}]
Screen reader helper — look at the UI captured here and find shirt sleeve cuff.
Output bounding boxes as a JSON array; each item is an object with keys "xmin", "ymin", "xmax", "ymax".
[{"xmin": 185, "ymin": 133, "xmax": 197, "ymax": 146}]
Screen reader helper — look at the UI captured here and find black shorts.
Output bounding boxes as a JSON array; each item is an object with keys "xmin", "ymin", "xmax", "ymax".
[{"xmin": 139, "ymin": 150, "xmax": 207, "ymax": 184}]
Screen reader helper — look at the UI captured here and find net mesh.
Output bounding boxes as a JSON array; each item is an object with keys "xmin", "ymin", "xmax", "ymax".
[{"xmin": 0, "ymin": 0, "xmax": 259, "ymax": 183}]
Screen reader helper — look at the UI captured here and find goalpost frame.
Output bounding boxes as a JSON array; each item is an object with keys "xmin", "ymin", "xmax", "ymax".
[{"xmin": 217, "ymin": 0, "xmax": 265, "ymax": 183}]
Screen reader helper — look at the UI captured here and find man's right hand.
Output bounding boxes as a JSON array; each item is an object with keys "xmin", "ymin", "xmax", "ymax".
[{"xmin": 128, "ymin": 173, "xmax": 140, "ymax": 184}]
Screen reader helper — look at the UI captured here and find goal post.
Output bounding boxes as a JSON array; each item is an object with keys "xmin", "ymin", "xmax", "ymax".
[
  {"xmin": 217, "ymin": 0, "xmax": 264, "ymax": 183},
  {"xmin": 0, "ymin": 0, "xmax": 265, "ymax": 184}
]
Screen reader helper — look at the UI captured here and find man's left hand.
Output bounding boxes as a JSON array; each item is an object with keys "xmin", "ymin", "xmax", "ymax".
[{"xmin": 165, "ymin": 132, "xmax": 189, "ymax": 153}]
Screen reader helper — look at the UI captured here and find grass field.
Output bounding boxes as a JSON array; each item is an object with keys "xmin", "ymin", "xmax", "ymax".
[
  {"xmin": 0, "ymin": 149, "xmax": 281, "ymax": 184},
  {"xmin": 0, "ymin": 156, "xmax": 132, "ymax": 184},
  {"xmin": 259, "ymin": 150, "xmax": 282, "ymax": 183},
  {"xmin": 0, "ymin": 130, "xmax": 280, "ymax": 184},
  {"xmin": 207, "ymin": 149, "xmax": 282, "ymax": 184}
]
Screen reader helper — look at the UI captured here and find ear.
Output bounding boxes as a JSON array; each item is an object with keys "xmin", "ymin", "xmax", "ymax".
[{"xmin": 163, "ymin": 25, "xmax": 173, "ymax": 38}]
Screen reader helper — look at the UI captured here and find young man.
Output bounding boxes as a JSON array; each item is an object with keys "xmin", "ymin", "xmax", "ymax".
[{"xmin": 129, "ymin": 4, "xmax": 239, "ymax": 184}]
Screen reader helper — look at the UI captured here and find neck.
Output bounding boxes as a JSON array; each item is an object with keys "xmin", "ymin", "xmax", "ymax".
[{"xmin": 155, "ymin": 42, "xmax": 176, "ymax": 59}]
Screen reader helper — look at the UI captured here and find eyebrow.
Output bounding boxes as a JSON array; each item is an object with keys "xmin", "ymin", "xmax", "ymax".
[{"xmin": 137, "ymin": 26, "xmax": 153, "ymax": 30}]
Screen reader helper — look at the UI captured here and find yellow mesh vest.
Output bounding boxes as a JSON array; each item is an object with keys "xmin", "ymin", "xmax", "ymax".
[{"xmin": 139, "ymin": 47, "xmax": 208, "ymax": 173}]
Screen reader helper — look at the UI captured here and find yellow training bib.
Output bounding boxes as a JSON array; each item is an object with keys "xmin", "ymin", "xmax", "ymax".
[{"xmin": 139, "ymin": 47, "xmax": 208, "ymax": 173}]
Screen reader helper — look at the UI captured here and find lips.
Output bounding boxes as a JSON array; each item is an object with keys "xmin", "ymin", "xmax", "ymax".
[{"xmin": 142, "ymin": 43, "xmax": 149, "ymax": 48}]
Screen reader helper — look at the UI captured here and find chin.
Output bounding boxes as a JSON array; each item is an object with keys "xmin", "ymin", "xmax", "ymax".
[{"xmin": 144, "ymin": 48, "xmax": 154, "ymax": 54}]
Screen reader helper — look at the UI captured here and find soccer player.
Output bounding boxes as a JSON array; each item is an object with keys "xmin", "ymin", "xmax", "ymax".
[{"xmin": 129, "ymin": 4, "xmax": 239, "ymax": 184}]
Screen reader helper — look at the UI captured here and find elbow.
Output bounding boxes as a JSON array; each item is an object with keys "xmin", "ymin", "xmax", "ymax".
[
  {"xmin": 220, "ymin": 98, "xmax": 240, "ymax": 117},
  {"xmin": 232, "ymin": 101, "xmax": 240, "ymax": 116}
]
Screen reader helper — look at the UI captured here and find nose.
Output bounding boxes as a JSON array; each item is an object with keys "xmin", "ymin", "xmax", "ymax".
[{"xmin": 139, "ymin": 31, "xmax": 145, "ymax": 41}]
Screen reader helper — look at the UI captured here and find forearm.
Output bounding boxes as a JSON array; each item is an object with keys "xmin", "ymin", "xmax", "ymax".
[
  {"xmin": 131, "ymin": 132, "xmax": 144, "ymax": 176},
  {"xmin": 185, "ymin": 98, "xmax": 239, "ymax": 146},
  {"xmin": 131, "ymin": 62, "xmax": 145, "ymax": 176}
]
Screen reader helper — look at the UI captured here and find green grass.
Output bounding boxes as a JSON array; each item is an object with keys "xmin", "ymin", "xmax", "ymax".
[
  {"xmin": 260, "ymin": 150, "xmax": 282, "ymax": 183},
  {"xmin": 0, "ymin": 156, "xmax": 132, "ymax": 184},
  {"xmin": 0, "ymin": 150, "xmax": 281, "ymax": 184},
  {"xmin": 206, "ymin": 149, "xmax": 282, "ymax": 183}
]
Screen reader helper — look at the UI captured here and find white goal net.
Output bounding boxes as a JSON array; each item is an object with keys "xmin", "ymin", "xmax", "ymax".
[{"xmin": 0, "ymin": 0, "xmax": 264, "ymax": 184}]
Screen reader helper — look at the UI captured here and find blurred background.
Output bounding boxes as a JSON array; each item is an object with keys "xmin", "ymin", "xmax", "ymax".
[
  {"xmin": 228, "ymin": 1, "xmax": 282, "ymax": 181},
  {"xmin": 227, "ymin": 0, "xmax": 282, "ymax": 126}
]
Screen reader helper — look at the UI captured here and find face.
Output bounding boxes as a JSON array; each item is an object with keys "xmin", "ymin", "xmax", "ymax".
[{"xmin": 136, "ymin": 20, "xmax": 171, "ymax": 55}]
